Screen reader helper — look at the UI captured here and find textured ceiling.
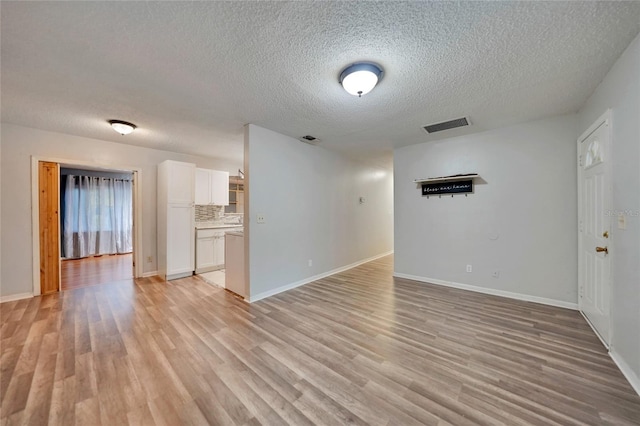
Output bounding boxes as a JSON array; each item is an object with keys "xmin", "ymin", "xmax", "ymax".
[{"xmin": 2, "ymin": 1, "xmax": 640, "ymax": 168}]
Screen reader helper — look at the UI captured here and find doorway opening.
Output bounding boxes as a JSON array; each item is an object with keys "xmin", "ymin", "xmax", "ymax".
[
  {"xmin": 33, "ymin": 158, "xmax": 142, "ymax": 295},
  {"xmin": 59, "ymin": 166, "xmax": 134, "ymax": 290}
]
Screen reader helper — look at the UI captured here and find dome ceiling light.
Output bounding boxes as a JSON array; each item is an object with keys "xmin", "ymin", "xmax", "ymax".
[
  {"xmin": 339, "ymin": 62, "xmax": 384, "ymax": 97},
  {"xmin": 108, "ymin": 119, "xmax": 137, "ymax": 135}
]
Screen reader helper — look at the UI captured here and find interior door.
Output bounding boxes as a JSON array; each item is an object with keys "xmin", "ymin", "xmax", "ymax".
[
  {"xmin": 39, "ymin": 161, "xmax": 60, "ymax": 294},
  {"xmin": 578, "ymin": 117, "xmax": 612, "ymax": 345}
]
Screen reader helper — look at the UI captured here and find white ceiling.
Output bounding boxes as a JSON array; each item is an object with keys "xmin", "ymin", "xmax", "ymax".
[{"xmin": 2, "ymin": 2, "xmax": 640, "ymax": 169}]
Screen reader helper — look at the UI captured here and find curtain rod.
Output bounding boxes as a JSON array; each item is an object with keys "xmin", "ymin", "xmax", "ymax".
[{"xmin": 67, "ymin": 175, "xmax": 132, "ymax": 182}]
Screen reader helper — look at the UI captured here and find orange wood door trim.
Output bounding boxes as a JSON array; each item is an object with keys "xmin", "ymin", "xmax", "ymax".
[{"xmin": 39, "ymin": 161, "xmax": 60, "ymax": 294}]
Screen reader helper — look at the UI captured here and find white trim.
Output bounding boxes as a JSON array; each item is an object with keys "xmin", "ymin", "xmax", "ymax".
[
  {"xmin": 248, "ymin": 251, "xmax": 393, "ymax": 303},
  {"xmin": 166, "ymin": 271, "xmax": 194, "ymax": 281},
  {"xmin": 31, "ymin": 157, "xmax": 41, "ymax": 296},
  {"xmin": 579, "ymin": 310, "xmax": 610, "ymax": 350},
  {"xmin": 578, "ymin": 109, "xmax": 611, "ymax": 142},
  {"xmin": 142, "ymin": 271, "xmax": 158, "ymax": 278},
  {"xmin": 393, "ymin": 272, "xmax": 579, "ymax": 310},
  {"xmin": 0, "ymin": 292, "xmax": 34, "ymax": 304},
  {"xmin": 610, "ymin": 349, "xmax": 640, "ymax": 397},
  {"xmin": 31, "ymin": 156, "xmax": 144, "ymax": 296}
]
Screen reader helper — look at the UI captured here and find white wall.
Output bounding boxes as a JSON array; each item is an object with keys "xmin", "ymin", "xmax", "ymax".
[
  {"xmin": 579, "ymin": 33, "xmax": 640, "ymax": 392},
  {"xmin": 245, "ymin": 124, "xmax": 393, "ymax": 301},
  {"xmin": 0, "ymin": 123, "xmax": 241, "ymax": 298},
  {"xmin": 394, "ymin": 114, "xmax": 578, "ymax": 307}
]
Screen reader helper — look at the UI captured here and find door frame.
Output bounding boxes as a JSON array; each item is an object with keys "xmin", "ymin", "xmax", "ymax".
[
  {"xmin": 577, "ymin": 109, "xmax": 614, "ymax": 348},
  {"xmin": 31, "ymin": 156, "xmax": 143, "ymax": 296}
]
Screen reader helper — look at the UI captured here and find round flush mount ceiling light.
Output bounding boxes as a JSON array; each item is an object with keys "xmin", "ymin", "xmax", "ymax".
[
  {"xmin": 108, "ymin": 119, "xmax": 137, "ymax": 135},
  {"xmin": 339, "ymin": 62, "xmax": 384, "ymax": 97}
]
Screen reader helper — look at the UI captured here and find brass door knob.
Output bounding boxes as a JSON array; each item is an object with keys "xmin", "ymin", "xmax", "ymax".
[{"xmin": 596, "ymin": 246, "xmax": 608, "ymax": 254}]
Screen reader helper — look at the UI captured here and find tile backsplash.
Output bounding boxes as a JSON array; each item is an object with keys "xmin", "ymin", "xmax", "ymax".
[{"xmin": 195, "ymin": 205, "xmax": 224, "ymax": 223}]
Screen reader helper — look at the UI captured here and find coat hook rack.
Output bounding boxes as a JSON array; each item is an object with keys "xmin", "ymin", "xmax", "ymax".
[{"xmin": 414, "ymin": 173, "xmax": 479, "ymax": 199}]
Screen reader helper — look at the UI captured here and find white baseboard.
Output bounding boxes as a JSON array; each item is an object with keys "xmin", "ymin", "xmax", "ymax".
[
  {"xmin": 141, "ymin": 271, "xmax": 158, "ymax": 278},
  {"xmin": 248, "ymin": 251, "xmax": 393, "ymax": 303},
  {"xmin": 0, "ymin": 292, "xmax": 34, "ymax": 303},
  {"xmin": 610, "ymin": 349, "xmax": 640, "ymax": 396},
  {"xmin": 167, "ymin": 271, "xmax": 192, "ymax": 281},
  {"xmin": 579, "ymin": 310, "xmax": 610, "ymax": 350},
  {"xmin": 393, "ymin": 272, "xmax": 578, "ymax": 310}
]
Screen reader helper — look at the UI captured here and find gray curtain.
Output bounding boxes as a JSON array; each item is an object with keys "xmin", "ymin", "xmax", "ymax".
[{"xmin": 63, "ymin": 175, "xmax": 133, "ymax": 258}]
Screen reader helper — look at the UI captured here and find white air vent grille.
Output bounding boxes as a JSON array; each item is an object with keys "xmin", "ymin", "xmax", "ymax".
[
  {"xmin": 299, "ymin": 135, "xmax": 321, "ymax": 145},
  {"xmin": 423, "ymin": 117, "xmax": 470, "ymax": 134}
]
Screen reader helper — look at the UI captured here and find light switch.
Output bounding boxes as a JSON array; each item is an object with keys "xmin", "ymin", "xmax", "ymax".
[{"xmin": 618, "ymin": 214, "xmax": 626, "ymax": 230}]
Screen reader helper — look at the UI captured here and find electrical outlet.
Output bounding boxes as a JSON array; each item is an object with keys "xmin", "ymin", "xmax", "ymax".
[
  {"xmin": 308, "ymin": 259, "xmax": 313, "ymax": 267},
  {"xmin": 466, "ymin": 264, "xmax": 472, "ymax": 273},
  {"xmin": 147, "ymin": 256, "xmax": 153, "ymax": 263},
  {"xmin": 257, "ymin": 214, "xmax": 266, "ymax": 224},
  {"xmin": 492, "ymin": 270, "xmax": 500, "ymax": 278}
]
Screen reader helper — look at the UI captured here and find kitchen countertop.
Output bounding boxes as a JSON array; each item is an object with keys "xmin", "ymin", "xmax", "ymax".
[
  {"xmin": 195, "ymin": 223, "xmax": 243, "ymax": 230},
  {"xmin": 225, "ymin": 230, "xmax": 244, "ymax": 237}
]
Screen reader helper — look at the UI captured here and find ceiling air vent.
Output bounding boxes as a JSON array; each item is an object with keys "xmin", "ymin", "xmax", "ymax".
[
  {"xmin": 423, "ymin": 117, "xmax": 470, "ymax": 134},
  {"xmin": 299, "ymin": 135, "xmax": 321, "ymax": 145}
]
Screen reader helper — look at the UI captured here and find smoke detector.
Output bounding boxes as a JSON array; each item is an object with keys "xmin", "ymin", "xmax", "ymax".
[{"xmin": 423, "ymin": 117, "xmax": 471, "ymax": 134}]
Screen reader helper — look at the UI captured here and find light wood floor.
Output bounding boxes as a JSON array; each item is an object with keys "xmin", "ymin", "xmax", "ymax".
[
  {"xmin": 2, "ymin": 255, "xmax": 639, "ymax": 425},
  {"xmin": 61, "ymin": 253, "xmax": 133, "ymax": 291}
]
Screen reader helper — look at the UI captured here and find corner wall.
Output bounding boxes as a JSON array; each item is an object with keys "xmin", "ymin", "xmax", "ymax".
[
  {"xmin": 245, "ymin": 124, "xmax": 393, "ymax": 301},
  {"xmin": 578, "ymin": 33, "xmax": 640, "ymax": 393},
  {"xmin": 394, "ymin": 114, "xmax": 578, "ymax": 307},
  {"xmin": 0, "ymin": 123, "xmax": 241, "ymax": 299}
]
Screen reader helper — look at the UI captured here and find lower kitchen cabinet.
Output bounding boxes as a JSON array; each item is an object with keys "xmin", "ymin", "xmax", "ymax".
[
  {"xmin": 195, "ymin": 227, "xmax": 241, "ymax": 273},
  {"xmin": 196, "ymin": 229, "xmax": 223, "ymax": 273}
]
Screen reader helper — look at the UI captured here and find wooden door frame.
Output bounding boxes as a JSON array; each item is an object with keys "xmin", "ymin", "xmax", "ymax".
[
  {"xmin": 31, "ymin": 156, "xmax": 143, "ymax": 296},
  {"xmin": 577, "ymin": 109, "xmax": 614, "ymax": 348}
]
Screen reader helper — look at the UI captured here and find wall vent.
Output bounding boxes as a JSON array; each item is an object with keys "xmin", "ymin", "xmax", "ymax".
[
  {"xmin": 423, "ymin": 117, "xmax": 470, "ymax": 134},
  {"xmin": 299, "ymin": 135, "xmax": 321, "ymax": 145}
]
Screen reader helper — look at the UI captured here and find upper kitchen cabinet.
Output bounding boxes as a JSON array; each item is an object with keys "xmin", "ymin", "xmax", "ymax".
[
  {"xmin": 195, "ymin": 168, "xmax": 212, "ymax": 205},
  {"xmin": 195, "ymin": 168, "xmax": 229, "ymax": 205},
  {"xmin": 164, "ymin": 160, "xmax": 195, "ymax": 204}
]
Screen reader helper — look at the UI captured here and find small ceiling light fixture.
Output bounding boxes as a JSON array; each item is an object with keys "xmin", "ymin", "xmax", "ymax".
[
  {"xmin": 108, "ymin": 119, "xmax": 137, "ymax": 135},
  {"xmin": 339, "ymin": 62, "xmax": 384, "ymax": 97}
]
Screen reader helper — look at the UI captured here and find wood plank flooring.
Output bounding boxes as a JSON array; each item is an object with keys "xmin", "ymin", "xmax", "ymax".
[
  {"xmin": 2, "ymin": 255, "xmax": 639, "ymax": 425},
  {"xmin": 61, "ymin": 254, "xmax": 133, "ymax": 291}
]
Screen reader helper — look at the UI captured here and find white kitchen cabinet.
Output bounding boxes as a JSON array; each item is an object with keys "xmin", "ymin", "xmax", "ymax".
[
  {"xmin": 195, "ymin": 227, "xmax": 241, "ymax": 273},
  {"xmin": 196, "ymin": 230, "xmax": 217, "ymax": 272},
  {"xmin": 166, "ymin": 161, "xmax": 195, "ymax": 204},
  {"xmin": 195, "ymin": 168, "xmax": 212, "ymax": 205},
  {"xmin": 215, "ymin": 232, "xmax": 226, "ymax": 265},
  {"xmin": 210, "ymin": 170, "xmax": 229, "ymax": 206},
  {"xmin": 195, "ymin": 168, "xmax": 229, "ymax": 206},
  {"xmin": 167, "ymin": 204, "xmax": 195, "ymax": 276},
  {"xmin": 158, "ymin": 160, "xmax": 195, "ymax": 280}
]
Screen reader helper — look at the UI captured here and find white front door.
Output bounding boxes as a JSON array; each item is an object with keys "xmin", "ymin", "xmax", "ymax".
[{"xmin": 578, "ymin": 112, "xmax": 612, "ymax": 346}]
